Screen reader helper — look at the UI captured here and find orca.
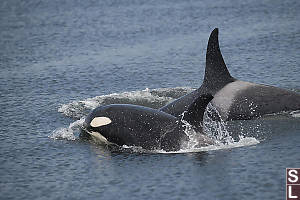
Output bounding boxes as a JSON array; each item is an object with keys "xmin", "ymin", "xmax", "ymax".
[
  {"xmin": 160, "ymin": 28, "xmax": 300, "ymax": 121},
  {"xmin": 82, "ymin": 94, "xmax": 214, "ymax": 152}
]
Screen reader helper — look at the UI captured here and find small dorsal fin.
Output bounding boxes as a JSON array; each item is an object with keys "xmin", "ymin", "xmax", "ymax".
[
  {"xmin": 183, "ymin": 94, "xmax": 214, "ymax": 127},
  {"xmin": 203, "ymin": 28, "xmax": 235, "ymax": 93}
]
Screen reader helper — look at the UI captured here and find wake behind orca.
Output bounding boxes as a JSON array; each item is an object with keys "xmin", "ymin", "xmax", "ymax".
[
  {"xmin": 81, "ymin": 28, "xmax": 299, "ymax": 151},
  {"xmin": 160, "ymin": 28, "xmax": 300, "ymax": 121},
  {"xmin": 82, "ymin": 94, "xmax": 214, "ymax": 151}
]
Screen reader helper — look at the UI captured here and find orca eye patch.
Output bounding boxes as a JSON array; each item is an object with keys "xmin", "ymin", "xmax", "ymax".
[{"xmin": 90, "ymin": 117, "xmax": 112, "ymax": 127}]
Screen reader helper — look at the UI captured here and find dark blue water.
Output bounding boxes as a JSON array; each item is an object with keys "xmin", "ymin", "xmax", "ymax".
[{"xmin": 1, "ymin": 0, "xmax": 300, "ymax": 199}]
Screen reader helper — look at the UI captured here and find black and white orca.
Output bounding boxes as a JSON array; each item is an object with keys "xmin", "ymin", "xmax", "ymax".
[
  {"xmin": 82, "ymin": 94, "xmax": 214, "ymax": 151},
  {"xmin": 160, "ymin": 28, "xmax": 300, "ymax": 121}
]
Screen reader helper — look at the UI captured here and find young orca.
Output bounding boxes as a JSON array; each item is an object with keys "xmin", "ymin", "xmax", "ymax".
[
  {"xmin": 160, "ymin": 28, "xmax": 300, "ymax": 121},
  {"xmin": 82, "ymin": 94, "xmax": 214, "ymax": 152}
]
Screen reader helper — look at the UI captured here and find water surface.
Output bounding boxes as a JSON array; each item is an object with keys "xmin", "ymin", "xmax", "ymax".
[{"xmin": 1, "ymin": 0, "xmax": 300, "ymax": 199}]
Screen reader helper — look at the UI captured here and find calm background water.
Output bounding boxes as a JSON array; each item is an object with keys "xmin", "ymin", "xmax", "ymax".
[{"xmin": 1, "ymin": 0, "xmax": 300, "ymax": 199}]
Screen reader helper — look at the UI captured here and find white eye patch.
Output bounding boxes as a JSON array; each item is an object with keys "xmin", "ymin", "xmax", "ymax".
[{"xmin": 90, "ymin": 117, "xmax": 112, "ymax": 127}]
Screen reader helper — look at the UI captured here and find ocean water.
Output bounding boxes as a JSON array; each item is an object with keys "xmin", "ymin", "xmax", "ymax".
[{"xmin": 1, "ymin": 0, "xmax": 300, "ymax": 199}]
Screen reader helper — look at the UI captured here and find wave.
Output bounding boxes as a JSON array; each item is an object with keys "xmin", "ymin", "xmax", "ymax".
[
  {"xmin": 58, "ymin": 87, "xmax": 194, "ymax": 119},
  {"xmin": 50, "ymin": 118, "xmax": 85, "ymax": 141},
  {"xmin": 49, "ymin": 117, "xmax": 260, "ymax": 154},
  {"xmin": 51, "ymin": 87, "xmax": 261, "ymax": 153},
  {"xmin": 290, "ymin": 110, "xmax": 300, "ymax": 118},
  {"xmin": 156, "ymin": 136, "xmax": 260, "ymax": 154},
  {"xmin": 112, "ymin": 125, "xmax": 260, "ymax": 153}
]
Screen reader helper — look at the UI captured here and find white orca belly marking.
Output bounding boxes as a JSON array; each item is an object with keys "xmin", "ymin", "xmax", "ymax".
[
  {"xmin": 89, "ymin": 131, "xmax": 111, "ymax": 144},
  {"xmin": 211, "ymin": 80, "xmax": 256, "ymax": 119}
]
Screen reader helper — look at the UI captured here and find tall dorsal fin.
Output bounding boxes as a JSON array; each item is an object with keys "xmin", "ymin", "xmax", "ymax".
[{"xmin": 203, "ymin": 28, "xmax": 235, "ymax": 93}]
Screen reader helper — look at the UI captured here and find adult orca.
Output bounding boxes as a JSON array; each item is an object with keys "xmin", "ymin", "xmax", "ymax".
[
  {"xmin": 160, "ymin": 28, "xmax": 300, "ymax": 121},
  {"xmin": 82, "ymin": 94, "xmax": 214, "ymax": 152}
]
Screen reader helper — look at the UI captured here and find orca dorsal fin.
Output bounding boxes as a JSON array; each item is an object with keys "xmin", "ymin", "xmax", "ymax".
[
  {"xmin": 203, "ymin": 28, "xmax": 235, "ymax": 93},
  {"xmin": 183, "ymin": 94, "xmax": 214, "ymax": 128}
]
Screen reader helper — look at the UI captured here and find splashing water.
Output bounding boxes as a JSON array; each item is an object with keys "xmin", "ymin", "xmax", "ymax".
[
  {"xmin": 58, "ymin": 87, "xmax": 193, "ymax": 119},
  {"xmin": 202, "ymin": 103, "xmax": 234, "ymax": 144},
  {"xmin": 180, "ymin": 118, "xmax": 201, "ymax": 149},
  {"xmin": 53, "ymin": 88, "xmax": 260, "ymax": 152},
  {"xmin": 176, "ymin": 102, "xmax": 257, "ymax": 152},
  {"xmin": 49, "ymin": 118, "xmax": 85, "ymax": 141},
  {"xmin": 291, "ymin": 110, "xmax": 300, "ymax": 118}
]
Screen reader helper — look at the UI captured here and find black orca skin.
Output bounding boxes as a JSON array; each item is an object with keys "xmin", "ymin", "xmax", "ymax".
[
  {"xmin": 160, "ymin": 28, "xmax": 300, "ymax": 121},
  {"xmin": 82, "ymin": 95, "xmax": 214, "ymax": 151}
]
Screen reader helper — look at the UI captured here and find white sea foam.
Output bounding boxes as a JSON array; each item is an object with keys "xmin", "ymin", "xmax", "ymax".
[
  {"xmin": 157, "ymin": 103, "xmax": 260, "ymax": 154},
  {"xmin": 58, "ymin": 87, "xmax": 193, "ymax": 119},
  {"xmin": 52, "ymin": 112, "xmax": 260, "ymax": 153},
  {"xmin": 203, "ymin": 103, "xmax": 234, "ymax": 144},
  {"xmin": 157, "ymin": 136, "xmax": 260, "ymax": 154},
  {"xmin": 49, "ymin": 118, "xmax": 85, "ymax": 141},
  {"xmin": 55, "ymin": 87, "xmax": 261, "ymax": 153},
  {"xmin": 290, "ymin": 110, "xmax": 300, "ymax": 118}
]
